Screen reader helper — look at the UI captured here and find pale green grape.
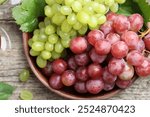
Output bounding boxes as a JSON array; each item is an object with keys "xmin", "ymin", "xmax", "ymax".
[
  {"xmin": 30, "ymin": 49, "xmax": 40, "ymax": 56},
  {"xmin": 105, "ymin": 0, "xmax": 115, "ymax": 7},
  {"xmin": 56, "ymin": 27, "xmax": 61, "ymax": 35},
  {"xmin": 36, "ymin": 56, "xmax": 47, "ymax": 68},
  {"xmin": 55, "ymin": 0, "xmax": 64, "ymax": 4},
  {"xmin": 110, "ymin": 3, "xmax": 119, "ymax": 12},
  {"xmin": 61, "ymin": 20, "xmax": 72, "ymax": 33},
  {"xmin": 38, "ymin": 22, "xmax": 45, "ymax": 29},
  {"xmin": 94, "ymin": 4, "xmax": 106, "ymax": 14},
  {"xmin": 45, "ymin": 42, "xmax": 54, "ymax": 51},
  {"xmin": 69, "ymin": 29, "xmax": 77, "ymax": 38},
  {"xmin": 52, "ymin": 13, "xmax": 66, "ymax": 25},
  {"xmin": 83, "ymin": 5, "xmax": 94, "ymax": 15},
  {"xmin": 77, "ymin": 11, "xmax": 90, "ymax": 24},
  {"xmin": 41, "ymin": 50, "xmax": 51, "ymax": 60},
  {"xmin": 67, "ymin": 13, "xmax": 77, "ymax": 25},
  {"xmin": 51, "ymin": 51, "xmax": 61, "ymax": 59},
  {"xmin": 88, "ymin": 16, "xmax": 98, "ymax": 28},
  {"xmin": 33, "ymin": 29, "xmax": 40, "ymax": 35},
  {"xmin": 59, "ymin": 31, "xmax": 70, "ymax": 40},
  {"xmin": 32, "ymin": 34, "xmax": 39, "ymax": 42},
  {"xmin": 48, "ymin": 34, "xmax": 59, "ymax": 44},
  {"xmin": 78, "ymin": 25, "xmax": 88, "ymax": 35},
  {"xmin": 60, "ymin": 6, "xmax": 72, "ymax": 15},
  {"xmin": 95, "ymin": 0, "xmax": 105, "ymax": 3},
  {"xmin": 82, "ymin": 0, "xmax": 91, "ymax": 5},
  {"xmin": 32, "ymin": 42, "xmax": 44, "ymax": 52},
  {"xmin": 28, "ymin": 39, "xmax": 33, "ymax": 47},
  {"xmin": 73, "ymin": 21, "xmax": 82, "ymax": 30},
  {"xmin": 20, "ymin": 90, "xmax": 33, "ymax": 100},
  {"xmin": 115, "ymin": 0, "xmax": 126, "ymax": 4},
  {"xmin": 45, "ymin": 24, "xmax": 56, "ymax": 35},
  {"xmin": 40, "ymin": 28, "xmax": 45, "ymax": 34},
  {"xmin": 65, "ymin": 0, "xmax": 74, "ymax": 6},
  {"xmin": 45, "ymin": 5, "xmax": 54, "ymax": 18},
  {"xmin": 97, "ymin": 15, "xmax": 106, "ymax": 25},
  {"xmin": 44, "ymin": 17, "xmax": 51, "ymax": 26},
  {"xmin": 71, "ymin": 1, "xmax": 82, "ymax": 12},
  {"xmin": 61, "ymin": 39, "xmax": 71, "ymax": 48},
  {"xmin": 51, "ymin": 3, "xmax": 61, "ymax": 14},
  {"xmin": 55, "ymin": 41, "xmax": 64, "ymax": 53},
  {"xmin": 38, "ymin": 33, "xmax": 48, "ymax": 42},
  {"xmin": 19, "ymin": 69, "xmax": 30, "ymax": 82},
  {"xmin": 89, "ymin": 25, "xmax": 99, "ymax": 30}
]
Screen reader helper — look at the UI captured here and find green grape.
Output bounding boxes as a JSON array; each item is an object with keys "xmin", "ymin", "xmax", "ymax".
[
  {"xmin": 67, "ymin": 13, "xmax": 77, "ymax": 25},
  {"xmin": 52, "ymin": 13, "xmax": 66, "ymax": 25},
  {"xmin": 115, "ymin": 0, "xmax": 126, "ymax": 4},
  {"xmin": 32, "ymin": 42, "xmax": 44, "ymax": 52},
  {"xmin": 33, "ymin": 29, "xmax": 40, "ymax": 35},
  {"xmin": 89, "ymin": 25, "xmax": 99, "ymax": 30},
  {"xmin": 88, "ymin": 16, "xmax": 98, "ymax": 28},
  {"xmin": 110, "ymin": 3, "xmax": 119, "ymax": 12},
  {"xmin": 83, "ymin": 5, "xmax": 94, "ymax": 15},
  {"xmin": 97, "ymin": 15, "xmax": 106, "ymax": 25},
  {"xmin": 105, "ymin": 0, "xmax": 115, "ymax": 7},
  {"xmin": 40, "ymin": 28, "xmax": 46, "ymax": 34},
  {"xmin": 52, "ymin": 3, "xmax": 61, "ymax": 14},
  {"xmin": 36, "ymin": 56, "xmax": 47, "ymax": 68},
  {"xmin": 105, "ymin": 6, "xmax": 110, "ymax": 13},
  {"xmin": 73, "ymin": 21, "xmax": 82, "ymax": 30},
  {"xmin": 32, "ymin": 34, "xmax": 39, "ymax": 42},
  {"xmin": 78, "ymin": 25, "xmax": 88, "ymax": 35},
  {"xmin": 77, "ymin": 11, "xmax": 90, "ymax": 24},
  {"xmin": 69, "ymin": 29, "xmax": 77, "ymax": 38},
  {"xmin": 82, "ymin": 0, "xmax": 91, "ymax": 5},
  {"xmin": 51, "ymin": 51, "xmax": 61, "ymax": 59},
  {"xmin": 56, "ymin": 27, "xmax": 61, "ymax": 35},
  {"xmin": 30, "ymin": 49, "xmax": 40, "ymax": 56},
  {"xmin": 60, "ymin": 6, "xmax": 72, "ymax": 15},
  {"xmin": 59, "ymin": 31, "xmax": 70, "ymax": 40},
  {"xmin": 41, "ymin": 50, "xmax": 51, "ymax": 60},
  {"xmin": 19, "ymin": 69, "xmax": 30, "ymax": 82},
  {"xmin": 48, "ymin": 34, "xmax": 59, "ymax": 44},
  {"xmin": 45, "ymin": 5, "xmax": 54, "ymax": 18},
  {"xmin": 61, "ymin": 20, "xmax": 72, "ymax": 33},
  {"xmin": 45, "ymin": 0, "xmax": 56, "ymax": 6},
  {"xmin": 38, "ymin": 33, "xmax": 48, "ymax": 42},
  {"xmin": 45, "ymin": 42, "xmax": 54, "ymax": 51},
  {"xmin": 44, "ymin": 17, "xmax": 51, "ymax": 26},
  {"xmin": 20, "ymin": 90, "xmax": 33, "ymax": 100},
  {"xmin": 61, "ymin": 39, "xmax": 71, "ymax": 48},
  {"xmin": 95, "ymin": 0, "xmax": 105, "ymax": 3},
  {"xmin": 65, "ymin": 0, "xmax": 74, "ymax": 6},
  {"xmin": 38, "ymin": 22, "xmax": 45, "ymax": 29},
  {"xmin": 45, "ymin": 24, "xmax": 56, "ymax": 35},
  {"xmin": 55, "ymin": 0, "xmax": 64, "ymax": 4},
  {"xmin": 94, "ymin": 4, "xmax": 106, "ymax": 14},
  {"xmin": 55, "ymin": 41, "xmax": 64, "ymax": 53},
  {"xmin": 71, "ymin": 1, "xmax": 82, "ymax": 12},
  {"xmin": 28, "ymin": 39, "xmax": 33, "ymax": 47}
]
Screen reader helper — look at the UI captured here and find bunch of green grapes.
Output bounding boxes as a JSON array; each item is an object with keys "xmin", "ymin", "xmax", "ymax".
[{"xmin": 28, "ymin": 0, "xmax": 126, "ymax": 68}]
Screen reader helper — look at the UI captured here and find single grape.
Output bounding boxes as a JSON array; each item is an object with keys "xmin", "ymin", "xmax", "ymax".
[
  {"xmin": 110, "ymin": 3, "xmax": 119, "ymax": 13},
  {"xmin": 95, "ymin": 40, "xmax": 111, "ymax": 55},
  {"xmin": 36, "ymin": 56, "xmax": 47, "ymax": 68},
  {"xmin": 45, "ymin": 0, "xmax": 55, "ymax": 6},
  {"xmin": 51, "ymin": 51, "xmax": 61, "ymax": 59},
  {"xmin": 87, "ymin": 30, "xmax": 104, "ymax": 46},
  {"xmin": 44, "ymin": 17, "xmax": 51, "ymax": 26},
  {"xmin": 71, "ymin": 1, "xmax": 82, "ymax": 12},
  {"xmin": 108, "ymin": 58, "xmax": 125, "ymax": 75},
  {"xmin": 68, "ymin": 57, "xmax": 78, "ymax": 70},
  {"xmin": 41, "ymin": 62, "xmax": 53, "ymax": 77},
  {"xmin": 77, "ymin": 11, "xmax": 90, "ymax": 24},
  {"xmin": 105, "ymin": 0, "xmax": 115, "ymax": 7},
  {"xmin": 51, "ymin": 3, "xmax": 61, "ymax": 14},
  {"xmin": 126, "ymin": 50, "xmax": 144, "ymax": 67},
  {"xmin": 88, "ymin": 63, "xmax": 103, "ymax": 79},
  {"xmin": 48, "ymin": 34, "xmax": 59, "ymax": 44},
  {"xmin": 89, "ymin": 48, "xmax": 107, "ymax": 64},
  {"xmin": 32, "ymin": 42, "xmax": 44, "ymax": 52},
  {"xmin": 96, "ymin": 15, "xmax": 107, "ymax": 25},
  {"xmin": 135, "ymin": 39, "xmax": 145, "ymax": 52},
  {"xmin": 106, "ymin": 12, "xmax": 117, "ymax": 21},
  {"xmin": 83, "ymin": 4, "xmax": 94, "ymax": 15},
  {"xmin": 70, "ymin": 37, "xmax": 87, "ymax": 54},
  {"xmin": 65, "ymin": 0, "xmax": 74, "ymax": 6},
  {"xmin": 45, "ymin": 5, "xmax": 54, "ymax": 18},
  {"xmin": 105, "ymin": 33, "xmax": 120, "ymax": 44},
  {"xmin": 49, "ymin": 73, "xmax": 63, "ymax": 89},
  {"xmin": 20, "ymin": 90, "xmax": 33, "ymax": 100},
  {"xmin": 86, "ymin": 79, "xmax": 104, "ymax": 94},
  {"xmin": 45, "ymin": 42, "xmax": 54, "ymax": 51},
  {"xmin": 78, "ymin": 25, "xmax": 88, "ymax": 35},
  {"xmin": 115, "ymin": 0, "xmax": 126, "ymax": 4},
  {"xmin": 19, "ymin": 69, "xmax": 30, "ymax": 82},
  {"xmin": 67, "ymin": 13, "xmax": 77, "ymax": 25},
  {"xmin": 52, "ymin": 13, "xmax": 66, "ymax": 25},
  {"xmin": 116, "ymin": 78, "xmax": 132, "ymax": 89},
  {"xmin": 61, "ymin": 20, "xmax": 72, "ymax": 33},
  {"xmin": 38, "ymin": 22, "xmax": 45, "ymax": 29},
  {"xmin": 74, "ymin": 53, "xmax": 90, "ymax": 66},
  {"xmin": 76, "ymin": 67, "xmax": 89, "ymax": 82},
  {"xmin": 54, "ymin": 41, "xmax": 64, "ymax": 53},
  {"xmin": 111, "ymin": 41, "xmax": 129, "ymax": 58},
  {"xmin": 38, "ymin": 33, "xmax": 48, "ymax": 42},
  {"xmin": 104, "ymin": 83, "xmax": 115, "ymax": 91},
  {"xmin": 144, "ymin": 33, "xmax": 150, "ymax": 51},
  {"xmin": 29, "ymin": 49, "xmax": 40, "ymax": 56},
  {"xmin": 52, "ymin": 59, "xmax": 67, "ymax": 74},
  {"xmin": 41, "ymin": 50, "xmax": 51, "ymax": 60},
  {"xmin": 61, "ymin": 39, "xmax": 71, "ymax": 48},
  {"xmin": 128, "ymin": 13, "xmax": 144, "ymax": 32},
  {"xmin": 74, "ymin": 81, "xmax": 87, "ymax": 94},
  {"xmin": 45, "ymin": 24, "xmax": 56, "ymax": 35},
  {"xmin": 102, "ymin": 67, "xmax": 117, "ymax": 84},
  {"xmin": 73, "ymin": 21, "xmax": 82, "ymax": 30},
  {"xmin": 61, "ymin": 70, "xmax": 76, "ymax": 86},
  {"xmin": 88, "ymin": 16, "xmax": 98, "ymax": 28}
]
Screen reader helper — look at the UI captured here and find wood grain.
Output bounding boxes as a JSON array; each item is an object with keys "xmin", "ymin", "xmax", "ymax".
[{"xmin": 0, "ymin": 21, "xmax": 150, "ymax": 100}]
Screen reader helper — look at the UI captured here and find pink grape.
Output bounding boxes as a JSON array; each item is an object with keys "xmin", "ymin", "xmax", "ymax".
[
  {"xmin": 116, "ymin": 78, "xmax": 132, "ymax": 89},
  {"xmin": 76, "ymin": 67, "xmax": 89, "ymax": 82},
  {"xmin": 105, "ymin": 33, "xmax": 120, "ymax": 44},
  {"xmin": 68, "ymin": 57, "xmax": 78, "ymax": 70},
  {"xmin": 106, "ymin": 12, "xmax": 118, "ymax": 21},
  {"xmin": 144, "ymin": 33, "xmax": 150, "ymax": 51},
  {"xmin": 135, "ymin": 39, "xmax": 145, "ymax": 52},
  {"xmin": 104, "ymin": 83, "xmax": 115, "ymax": 91},
  {"xmin": 74, "ymin": 81, "xmax": 87, "ymax": 94}
]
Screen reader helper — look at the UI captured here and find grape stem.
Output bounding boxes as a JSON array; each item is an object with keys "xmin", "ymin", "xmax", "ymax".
[{"xmin": 139, "ymin": 28, "xmax": 150, "ymax": 38}]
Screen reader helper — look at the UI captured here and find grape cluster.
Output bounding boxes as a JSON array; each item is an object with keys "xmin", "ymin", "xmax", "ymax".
[
  {"xmin": 42, "ymin": 12, "xmax": 150, "ymax": 95},
  {"xmin": 28, "ymin": 0, "xmax": 126, "ymax": 68}
]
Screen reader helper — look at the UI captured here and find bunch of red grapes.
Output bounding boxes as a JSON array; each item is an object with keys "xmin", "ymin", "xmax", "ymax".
[{"xmin": 42, "ymin": 12, "xmax": 150, "ymax": 95}]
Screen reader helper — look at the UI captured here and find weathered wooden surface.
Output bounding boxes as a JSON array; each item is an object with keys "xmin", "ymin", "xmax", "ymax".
[{"xmin": 0, "ymin": 21, "xmax": 150, "ymax": 100}]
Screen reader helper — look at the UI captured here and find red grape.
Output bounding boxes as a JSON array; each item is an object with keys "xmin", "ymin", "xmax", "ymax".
[
  {"xmin": 95, "ymin": 40, "xmax": 111, "ymax": 55},
  {"xmin": 88, "ymin": 63, "xmax": 103, "ymax": 79},
  {"xmin": 52, "ymin": 59, "xmax": 67, "ymax": 75},
  {"xmin": 68, "ymin": 57, "xmax": 77, "ymax": 70},
  {"xmin": 108, "ymin": 58, "xmax": 125, "ymax": 75},
  {"xmin": 128, "ymin": 13, "xmax": 144, "ymax": 32},
  {"xmin": 49, "ymin": 73, "xmax": 63, "ymax": 89},
  {"xmin": 121, "ymin": 31, "xmax": 139, "ymax": 50},
  {"xmin": 61, "ymin": 70, "xmax": 76, "ymax": 86},
  {"xmin": 74, "ymin": 81, "xmax": 87, "ymax": 94},
  {"xmin": 135, "ymin": 39, "xmax": 145, "ymax": 52},
  {"xmin": 119, "ymin": 63, "xmax": 134, "ymax": 80},
  {"xmin": 89, "ymin": 48, "xmax": 107, "ymax": 64},
  {"xmin": 113, "ymin": 15, "xmax": 130, "ymax": 34},
  {"xmin": 74, "ymin": 53, "xmax": 90, "ymax": 66},
  {"xmin": 86, "ymin": 79, "xmax": 104, "ymax": 94},
  {"xmin": 76, "ymin": 67, "xmax": 89, "ymax": 82},
  {"xmin": 102, "ymin": 67, "xmax": 117, "ymax": 84},
  {"xmin": 106, "ymin": 12, "xmax": 118, "ymax": 21},
  {"xmin": 41, "ymin": 62, "xmax": 53, "ymax": 77},
  {"xmin": 104, "ymin": 83, "xmax": 115, "ymax": 91},
  {"xmin": 87, "ymin": 30, "xmax": 104, "ymax": 46},
  {"xmin": 105, "ymin": 33, "xmax": 120, "ymax": 44},
  {"xmin": 111, "ymin": 41, "xmax": 129, "ymax": 58},
  {"xmin": 144, "ymin": 33, "xmax": 150, "ymax": 51},
  {"xmin": 126, "ymin": 50, "xmax": 144, "ymax": 66},
  {"xmin": 70, "ymin": 37, "xmax": 87, "ymax": 54},
  {"xmin": 116, "ymin": 78, "xmax": 132, "ymax": 89}
]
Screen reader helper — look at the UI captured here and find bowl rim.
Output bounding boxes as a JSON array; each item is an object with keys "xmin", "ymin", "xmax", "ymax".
[{"xmin": 22, "ymin": 32, "xmax": 137, "ymax": 100}]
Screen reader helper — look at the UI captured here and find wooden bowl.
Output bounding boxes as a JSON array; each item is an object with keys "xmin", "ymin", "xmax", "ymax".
[{"xmin": 23, "ymin": 32, "xmax": 137, "ymax": 100}]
